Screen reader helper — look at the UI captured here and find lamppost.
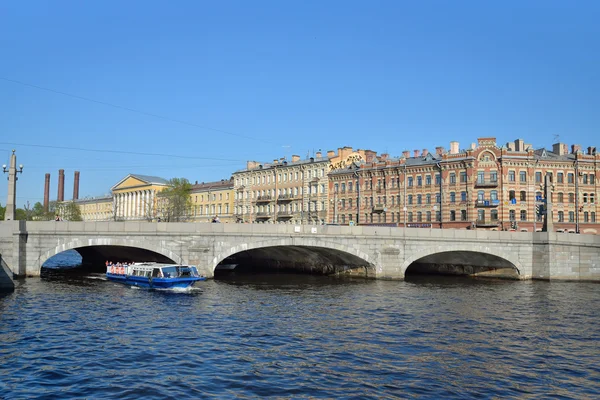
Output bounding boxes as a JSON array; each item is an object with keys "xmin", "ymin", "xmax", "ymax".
[
  {"xmin": 574, "ymin": 158, "xmax": 580, "ymax": 233},
  {"xmin": 3, "ymin": 150, "xmax": 24, "ymax": 221}
]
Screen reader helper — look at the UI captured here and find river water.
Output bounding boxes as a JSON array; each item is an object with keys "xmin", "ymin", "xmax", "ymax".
[{"xmin": 1, "ymin": 252, "xmax": 599, "ymax": 399}]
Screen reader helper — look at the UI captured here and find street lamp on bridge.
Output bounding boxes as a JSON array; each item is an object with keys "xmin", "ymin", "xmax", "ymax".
[{"xmin": 2, "ymin": 150, "xmax": 24, "ymax": 221}]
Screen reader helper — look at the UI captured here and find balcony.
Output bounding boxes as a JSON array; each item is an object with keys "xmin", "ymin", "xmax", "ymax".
[
  {"xmin": 372, "ymin": 204, "xmax": 386, "ymax": 213},
  {"xmin": 255, "ymin": 212, "xmax": 271, "ymax": 219},
  {"xmin": 474, "ymin": 180, "xmax": 498, "ymax": 188},
  {"xmin": 475, "ymin": 219, "xmax": 499, "ymax": 227},
  {"xmin": 255, "ymin": 195, "xmax": 272, "ymax": 203},
  {"xmin": 475, "ymin": 200, "xmax": 500, "ymax": 207},
  {"xmin": 276, "ymin": 212, "xmax": 294, "ymax": 219},
  {"xmin": 277, "ymin": 194, "xmax": 295, "ymax": 202}
]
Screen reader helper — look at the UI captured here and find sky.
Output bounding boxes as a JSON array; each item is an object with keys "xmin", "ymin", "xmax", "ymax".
[{"xmin": 1, "ymin": 0, "xmax": 599, "ymax": 208}]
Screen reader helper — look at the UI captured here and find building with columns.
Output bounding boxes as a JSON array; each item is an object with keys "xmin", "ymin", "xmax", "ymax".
[
  {"xmin": 111, "ymin": 174, "xmax": 170, "ymax": 221},
  {"xmin": 328, "ymin": 137, "xmax": 598, "ymax": 234},
  {"xmin": 189, "ymin": 179, "xmax": 235, "ymax": 223}
]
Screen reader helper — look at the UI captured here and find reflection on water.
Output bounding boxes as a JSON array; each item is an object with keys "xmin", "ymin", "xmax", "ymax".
[{"xmin": 1, "ymin": 262, "xmax": 600, "ymax": 398}]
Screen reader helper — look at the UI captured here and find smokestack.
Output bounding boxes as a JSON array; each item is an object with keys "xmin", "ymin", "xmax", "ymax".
[
  {"xmin": 58, "ymin": 169, "xmax": 65, "ymax": 202},
  {"xmin": 44, "ymin": 173, "xmax": 50, "ymax": 211},
  {"xmin": 450, "ymin": 141, "xmax": 459, "ymax": 154},
  {"xmin": 73, "ymin": 171, "xmax": 80, "ymax": 200}
]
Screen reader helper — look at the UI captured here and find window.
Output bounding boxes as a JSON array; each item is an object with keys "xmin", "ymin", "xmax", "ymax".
[
  {"xmin": 592, "ymin": 212, "xmax": 596, "ymax": 223},
  {"xmin": 584, "ymin": 212, "xmax": 589, "ymax": 223},
  {"xmin": 509, "ymin": 190, "xmax": 516, "ymax": 200},
  {"xmin": 461, "ymin": 210, "xmax": 467, "ymax": 221},
  {"xmin": 436, "ymin": 193, "xmax": 441, "ymax": 203},
  {"xmin": 490, "ymin": 190, "xmax": 498, "ymax": 201},
  {"xmin": 490, "ymin": 171, "xmax": 498, "ymax": 182},
  {"xmin": 426, "ymin": 211, "xmax": 431, "ymax": 222},
  {"xmin": 426, "ymin": 194, "xmax": 431, "ymax": 204},
  {"xmin": 408, "ymin": 212, "xmax": 413, "ymax": 222},
  {"xmin": 509, "ymin": 171, "xmax": 516, "ymax": 182},
  {"xmin": 591, "ymin": 174, "xmax": 595, "ymax": 184},
  {"xmin": 557, "ymin": 192, "xmax": 564, "ymax": 203},
  {"xmin": 450, "ymin": 173, "xmax": 456, "ymax": 184},
  {"xmin": 491, "ymin": 209, "xmax": 498, "ymax": 220},
  {"xmin": 461, "ymin": 192, "xmax": 467, "ymax": 202},
  {"xmin": 568, "ymin": 173, "xmax": 574, "ymax": 184},
  {"xmin": 478, "ymin": 209, "xmax": 485, "ymax": 222},
  {"xmin": 569, "ymin": 211, "xmax": 574, "ymax": 222},
  {"xmin": 478, "ymin": 190, "xmax": 485, "ymax": 201},
  {"xmin": 417, "ymin": 176, "xmax": 422, "ymax": 186},
  {"xmin": 426, "ymin": 175, "xmax": 432, "ymax": 185},
  {"xmin": 557, "ymin": 172, "xmax": 564, "ymax": 183},
  {"xmin": 460, "ymin": 172, "xmax": 467, "ymax": 183},
  {"xmin": 591, "ymin": 193, "xmax": 595, "ymax": 204},
  {"xmin": 417, "ymin": 212, "xmax": 422, "ymax": 222},
  {"xmin": 583, "ymin": 193, "xmax": 588, "ymax": 203},
  {"xmin": 450, "ymin": 210, "xmax": 456, "ymax": 221},
  {"xmin": 535, "ymin": 172, "xmax": 542, "ymax": 183},
  {"xmin": 558, "ymin": 211, "xmax": 564, "ymax": 222},
  {"xmin": 520, "ymin": 191, "xmax": 527, "ymax": 201},
  {"xmin": 569, "ymin": 193, "xmax": 575, "ymax": 203},
  {"xmin": 417, "ymin": 194, "xmax": 422, "ymax": 204},
  {"xmin": 435, "ymin": 174, "xmax": 441, "ymax": 185},
  {"xmin": 509, "ymin": 210, "xmax": 516, "ymax": 221},
  {"xmin": 436, "ymin": 211, "xmax": 441, "ymax": 221},
  {"xmin": 477, "ymin": 171, "xmax": 485, "ymax": 184},
  {"xmin": 408, "ymin": 195, "xmax": 413, "ymax": 205},
  {"xmin": 583, "ymin": 174, "xmax": 588, "ymax": 184},
  {"xmin": 520, "ymin": 171, "xmax": 527, "ymax": 182}
]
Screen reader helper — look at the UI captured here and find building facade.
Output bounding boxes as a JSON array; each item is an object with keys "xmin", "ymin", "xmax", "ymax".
[
  {"xmin": 189, "ymin": 179, "xmax": 235, "ymax": 223},
  {"xmin": 233, "ymin": 147, "xmax": 376, "ymax": 224},
  {"xmin": 329, "ymin": 138, "xmax": 599, "ymax": 234},
  {"xmin": 111, "ymin": 174, "xmax": 170, "ymax": 221},
  {"xmin": 74, "ymin": 195, "xmax": 113, "ymax": 221}
]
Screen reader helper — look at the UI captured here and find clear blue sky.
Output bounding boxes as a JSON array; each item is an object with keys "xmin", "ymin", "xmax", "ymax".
[{"xmin": 1, "ymin": 0, "xmax": 598, "ymax": 208}]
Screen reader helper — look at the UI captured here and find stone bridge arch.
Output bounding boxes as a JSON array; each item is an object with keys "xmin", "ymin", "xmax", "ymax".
[
  {"xmin": 38, "ymin": 237, "xmax": 182, "ymax": 272},
  {"xmin": 213, "ymin": 236, "xmax": 376, "ymax": 274},
  {"xmin": 401, "ymin": 244, "xmax": 525, "ymax": 278}
]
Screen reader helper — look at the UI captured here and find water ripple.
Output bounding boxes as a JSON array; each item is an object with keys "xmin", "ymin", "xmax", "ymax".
[{"xmin": 1, "ymin": 275, "xmax": 599, "ymax": 398}]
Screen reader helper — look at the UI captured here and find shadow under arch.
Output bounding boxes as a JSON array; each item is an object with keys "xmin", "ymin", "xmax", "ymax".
[
  {"xmin": 214, "ymin": 238, "xmax": 376, "ymax": 277},
  {"xmin": 402, "ymin": 247, "xmax": 522, "ymax": 279},
  {"xmin": 38, "ymin": 238, "xmax": 180, "ymax": 273}
]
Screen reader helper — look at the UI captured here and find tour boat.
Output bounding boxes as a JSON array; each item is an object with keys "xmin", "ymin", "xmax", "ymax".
[{"xmin": 106, "ymin": 262, "xmax": 206, "ymax": 289}]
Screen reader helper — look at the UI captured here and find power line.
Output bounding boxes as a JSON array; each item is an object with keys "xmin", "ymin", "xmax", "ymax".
[
  {"xmin": 1, "ymin": 77, "xmax": 282, "ymax": 145},
  {"xmin": 0, "ymin": 141, "xmax": 244, "ymax": 162}
]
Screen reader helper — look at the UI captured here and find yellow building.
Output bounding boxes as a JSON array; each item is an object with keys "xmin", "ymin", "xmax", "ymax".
[
  {"xmin": 189, "ymin": 179, "xmax": 235, "ymax": 223},
  {"xmin": 111, "ymin": 174, "xmax": 171, "ymax": 221},
  {"xmin": 74, "ymin": 195, "xmax": 113, "ymax": 221}
]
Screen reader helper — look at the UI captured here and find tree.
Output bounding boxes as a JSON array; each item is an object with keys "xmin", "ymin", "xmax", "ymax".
[
  {"xmin": 0, "ymin": 203, "xmax": 4, "ymax": 220},
  {"xmin": 157, "ymin": 178, "xmax": 192, "ymax": 222},
  {"xmin": 56, "ymin": 201, "xmax": 83, "ymax": 221}
]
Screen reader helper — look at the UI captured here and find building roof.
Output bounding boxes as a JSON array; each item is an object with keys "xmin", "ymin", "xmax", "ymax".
[
  {"xmin": 190, "ymin": 179, "xmax": 233, "ymax": 192},
  {"xmin": 129, "ymin": 174, "xmax": 170, "ymax": 185}
]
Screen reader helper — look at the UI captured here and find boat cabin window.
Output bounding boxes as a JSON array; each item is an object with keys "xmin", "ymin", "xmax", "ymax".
[
  {"xmin": 161, "ymin": 267, "xmax": 177, "ymax": 278},
  {"xmin": 151, "ymin": 269, "xmax": 161, "ymax": 278}
]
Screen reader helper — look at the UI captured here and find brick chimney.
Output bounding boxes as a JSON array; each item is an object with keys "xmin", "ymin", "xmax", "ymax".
[
  {"xmin": 73, "ymin": 171, "xmax": 80, "ymax": 200},
  {"xmin": 44, "ymin": 173, "xmax": 50, "ymax": 211},
  {"xmin": 588, "ymin": 146, "xmax": 597, "ymax": 155},
  {"xmin": 450, "ymin": 141, "xmax": 459, "ymax": 154},
  {"xmin": 435, "ymin": 146, "xmax": 445, "ymax": 155},
  {"xmin": 515, "ymin": 139, "xmax": 525, "ymax": 152},
  {"xmin": 327, "ymin": 150, "xmax": 335, "ymax": 158},
  {"xmin": 571, "ymin": 144, "xmax": 582, "ymax": 154},
  {"xmin": 402, "ymin": 150, "xmax": 410, "ymax": 158},
  {"xmin": 58, "ymin": 169, "xmax": 65, "ymax": 202},
  {"xmin": 553, "ymin": 143, "xmax": 567, "ymax": 155},
  {"xmin": 422, "ymin": 149, "xmax": 429, "ymax": 156},
  {"xmin": 316, "ymin": 151, "xmax": 322, "ymax": 158},
  {"xmin": 292, "ymin": 155, "xmax": 300, "ymax": 162},
  {"xmin": 414, "ymin": 150, "xmax": 420, "ymax": 157}
]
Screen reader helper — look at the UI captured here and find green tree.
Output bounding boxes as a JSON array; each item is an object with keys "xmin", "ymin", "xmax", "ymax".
[
  {"xmin": 32, "ymin": 202, "xmax": 46, "ymax": 220},
  {"xmin": 0, "ymin": 203, "xmax": 5, "ymax": 220},
  {"xmin": 157, "ymin": 178, "xmax": 192, "ymax": 222},
  {"xmin": 56, "ymin": 201, "xmax": 83, "ymax": 221}
]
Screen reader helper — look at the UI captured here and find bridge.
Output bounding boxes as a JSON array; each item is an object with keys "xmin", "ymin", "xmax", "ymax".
[{"xmin": 1, "ymin": 221, "xmax": 599, "ymax": 287}]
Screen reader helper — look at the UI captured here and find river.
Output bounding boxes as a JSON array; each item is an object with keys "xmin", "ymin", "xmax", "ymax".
[{"xmin": 1, "ymin": 252, "xmax": 599, "ymax": 399}]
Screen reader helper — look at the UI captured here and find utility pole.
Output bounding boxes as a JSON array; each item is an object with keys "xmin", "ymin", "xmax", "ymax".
[{"xmin": 2, "ymin": 150, "xmax": 24, "ymax": 221}]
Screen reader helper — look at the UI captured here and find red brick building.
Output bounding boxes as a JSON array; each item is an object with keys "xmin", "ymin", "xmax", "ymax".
[{"xmin": 328, "ymin": 137, "xmax": 598, "ymax": 234}]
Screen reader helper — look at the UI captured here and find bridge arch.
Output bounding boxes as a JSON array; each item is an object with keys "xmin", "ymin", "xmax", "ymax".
[
  {"xmin": 213, "ymin": 237, "xmax": 376, "ymax": 275},
  {"xmin": 38, "ymin": 238, "xmax": 181, "ymax": 272},
  {"xmin": 401, "ymin": 245, "xmax": 524, "ymax": 278}
]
